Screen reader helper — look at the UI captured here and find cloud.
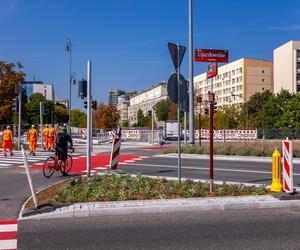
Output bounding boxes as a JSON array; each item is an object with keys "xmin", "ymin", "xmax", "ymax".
[
  {"xmin": 0, "ymin": 0, "xmax": 19, "ymax": 18},
  {"xmin": 267, "ymin": 24, "xmax": 300, "ymax": 31}
]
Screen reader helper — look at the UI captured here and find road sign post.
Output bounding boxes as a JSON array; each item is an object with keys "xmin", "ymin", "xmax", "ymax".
[
  {"xmin": 168, "ymin": 42, "xmax": 186, "ymax": 182},
  {"xmin": 39, "ymin": 102, "xmax": 43, "ymax": 149},
  {"xmin": 87, "ymin": 61, "xmax": 92, "ymax": 177}
]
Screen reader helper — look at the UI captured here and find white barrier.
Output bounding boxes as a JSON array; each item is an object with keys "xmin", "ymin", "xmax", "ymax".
[
  {"xmin": 184, "ymin": 129, "xmax": 257, "ymax": 140},
  {"xmin": 109, "ymin": 137, "xmax": 121, "ymax": 170},
  {"xmin": 282, "ymin": 139, "xmax": 294, "ymax": 193}
]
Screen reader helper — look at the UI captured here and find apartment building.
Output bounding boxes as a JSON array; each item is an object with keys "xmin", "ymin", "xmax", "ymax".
[
  {"xmin": 128, "ymin": 82, "xmax": 167, "ymax": 125},
  {"xmin": 108, "ymin": 89, "xmax": 137, "ymax": 107},
  {"xmin": 116, "ymin": 95, "xmax": 130, "ymax": 125},
  {"xmin": 25, "ymin": 81, "xmax": 55, "ymax": 101},
  {"xmin": 194, "ymin": 58, "xmax": 273, "ymax": 113},
  {"xmin": 274, "ymin": 40, "xmax": 300, "ymax": 94}
]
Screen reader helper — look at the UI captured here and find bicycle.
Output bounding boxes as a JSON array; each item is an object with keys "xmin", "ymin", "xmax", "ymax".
[{"xmin": 43, "ymin": 148, "xmax": 74, "ymax": 178}]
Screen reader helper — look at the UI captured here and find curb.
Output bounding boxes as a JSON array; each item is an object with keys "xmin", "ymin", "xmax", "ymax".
[
  {"xmin": 19, "ymin": 195, "xmax": 300, "ymax": 220},
  {"xmin": 154, "ymin": 153, "xmax": 300, "ymax": 163}
]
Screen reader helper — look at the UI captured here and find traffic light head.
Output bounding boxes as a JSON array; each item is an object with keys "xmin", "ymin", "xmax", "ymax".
[
  {"xmin": 147, "ymin": 110, "xmax": 152, "ymax": 117},
  {"xmin": 92, "ymin": 100, "xmax": 97, "ymax": 111},
  {"xmin": 84, "ymin": 101, "xmax": 87, "ymax": 109},
  {"xmin": 204, "ymin": 107, "xmax": 209, "ymax": 115},
  {"xmin": 12, "ymin": 98, "xmax": 19, "ymax": 113},
  {"xmin": 213, "ymin": 102, "xmax": 217, "ymax": 113}
]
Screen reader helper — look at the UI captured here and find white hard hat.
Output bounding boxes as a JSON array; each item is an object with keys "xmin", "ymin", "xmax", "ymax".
[{"xmin": 6, "ymin": 126, "xmax": 10, "ymax": 129}]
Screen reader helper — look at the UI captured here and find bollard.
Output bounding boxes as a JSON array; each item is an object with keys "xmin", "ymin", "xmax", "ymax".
[{"xmin": 270, "ymin": 148, "xmax": 283, "ymax": 192}]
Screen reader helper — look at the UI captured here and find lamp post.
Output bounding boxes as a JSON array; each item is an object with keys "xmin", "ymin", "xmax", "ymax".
[
  {"xmin": 231, "ymin": 92, "xmax": 248, "ymax": 129},
  {"xmin": 197, "ymin": 95, "xmax": 203, "ymax": 146},
  {"xmin": 65, "ymin": 39, "xmax": 72, "ymax": 132}
]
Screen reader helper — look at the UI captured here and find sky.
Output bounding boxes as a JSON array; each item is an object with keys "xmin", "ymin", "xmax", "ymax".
[{"xmin": 1, "ymin": 0, "xmax": 300, "ymax": 109}]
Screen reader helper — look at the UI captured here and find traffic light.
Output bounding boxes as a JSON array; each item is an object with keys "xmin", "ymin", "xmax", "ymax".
[
  {"xmin": 147, "ymin": 110, "xmax": 152, "ymax": 117},
  {"xmin": 204, "ymin": 107, "xmax": 209, "ymax": 115},
  {"xmin": 12, "ymin": 98, "xmax": 19, "ymax": 113},
  {"xmin": 84, "ymin": 101, "xmax": 87, "ymax": 109},
  {"xmin": 213, "ymin": 102, "xmax": 217, "ymax": 113},
  {"xmin": 92, "ymin": 100, "xmax": 97, "ymax": 111}
]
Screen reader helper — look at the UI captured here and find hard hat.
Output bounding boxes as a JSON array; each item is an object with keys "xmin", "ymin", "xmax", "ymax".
[
  {"xmin": 32, "ymin": 124, "xmax": 36, "ymax": 128},
  {"xmin": 45, "ymin": 125, "xmax": 49, "ymax": 127},
  {"xmin": 6, "ymin": 125, "xmax": 10, "ymax": 129}
]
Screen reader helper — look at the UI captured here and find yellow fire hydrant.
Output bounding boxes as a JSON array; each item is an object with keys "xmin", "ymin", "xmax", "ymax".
[{"xmin": 270, "ymin": 148, "xmax": 283, "ymax": 192}]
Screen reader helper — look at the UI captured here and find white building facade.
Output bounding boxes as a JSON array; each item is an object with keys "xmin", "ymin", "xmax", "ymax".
[
  {"xmin": 274, "ymin": 40, "xmax": 300, "ymax": 94},
  {"xmin": 128, "ymin": 82, "xmax": 167, "ymax": 125},
  {"xmin": 194, "ymin": 58, "xmax": 273, "ymax": 112}
]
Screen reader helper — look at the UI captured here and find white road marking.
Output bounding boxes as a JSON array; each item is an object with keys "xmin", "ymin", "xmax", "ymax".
[
  {"xmin": 0, "ymin": 239, "xmax": 17, "ymax": 249},
  {"xmin": 0, "ymin": 224, "xmax": 17, "ymax": 232}
]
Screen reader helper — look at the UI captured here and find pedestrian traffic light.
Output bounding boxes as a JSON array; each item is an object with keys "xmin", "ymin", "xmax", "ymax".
[
  {"xmin": 84, "ymin": 101, "xmax": 87, "ymax": 109},
  {"xmin": 213, "ymin": 102, "xmax": 217, "ymax": 113},
  {"xmin": 92, "ymin": 100, "xmax": 97, "ymax": 111},
  {"xmin": 204, "ymin": 107, "xmax": 209, "ymax": 115},
  {"xmin": 147, "ymin": 110, "xmax": 152, "ymax": 117},
  {"xmin": 12, "ymin": 98, "xmax": 19, "ymax": 113}
]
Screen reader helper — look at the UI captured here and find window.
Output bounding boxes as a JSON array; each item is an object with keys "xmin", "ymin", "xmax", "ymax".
[
  {"xmin": 232, "ymin": 78, "xmax": 235, "ymax": 84},
  {"xmin": 297, "ymin": 74, "xmax": 300, "ymax": 81},
  {"xmin": 297, "ymin": 50, "xmax": 300, "ymax": 57},
  {"xmin": 262, "ymin": 70, "xmax": 265, "ymax": 73},
  {"xmin": 262, "ymin": 79, "xmax": 265, "ymax": 82},
  {"xmin": 297, "ymin": 85, "xmax": 300, "ymax": 92},
  {"xmin": 297, "ymin": 62, "xmax": 300, "ymax": 69},
  {"xmin": 232, "ymin": 70, "xmax": 235, "ymax": 75}
]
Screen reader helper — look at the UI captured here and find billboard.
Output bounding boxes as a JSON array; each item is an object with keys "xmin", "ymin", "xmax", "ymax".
[{"xmin": 195, "ymin": 49, "xmax": 229, "ymax": 62}]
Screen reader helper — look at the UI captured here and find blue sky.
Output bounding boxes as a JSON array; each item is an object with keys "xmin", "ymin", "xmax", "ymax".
[{"xmin": 1, "ymin": 0, "xmax": 300, "ymax": 109}]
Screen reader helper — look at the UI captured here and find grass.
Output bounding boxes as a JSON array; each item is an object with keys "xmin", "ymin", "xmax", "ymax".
[
  {"xmin": 163, "ymin": 140, "xmax": 300, "ymax": 157},
  {"xmin": 40, "ymin": 174, "xmax": 269, "ymax": 207}
]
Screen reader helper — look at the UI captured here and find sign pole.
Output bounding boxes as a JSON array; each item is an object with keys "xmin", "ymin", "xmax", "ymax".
[
  {"xmin": 188, "ymin": 0, "xmax": 195, "ymax": 145},
  {"xmin": 87, "ymin": 60, "xmax": 92, "ymax": 177},
  {"xmin": 184, "ymin": 111, "xmax": 187, "ymax": 145},
  {"xmin": 177, "ymin": 43, "xmax": 182, "ymax": 182},
  {"xmin": 39, "ymin": 102, "xmax": 43, "ymax": 149},
  {"xmin": 198, "ymin": 102, "xmax": 201, "ymax": 146},
  {"xmin": 17, "ymin": 83, "xmax": 22, "ymax": 150},
  {"xmin": 209, "ymin": 78, "xmax": 214, "ymax": 192},
  {"xmin": 151, "ymin": 106, "xmax": 154, "ymax": 146}
]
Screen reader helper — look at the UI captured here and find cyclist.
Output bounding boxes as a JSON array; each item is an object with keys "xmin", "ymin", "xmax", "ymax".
[
  {"xmin": 55, "ymin": 126, "xmax": 73, "ymax": 177},
  {"xmin": 27, "ymin": 125, "xmax": 39, "ymax": 156}
]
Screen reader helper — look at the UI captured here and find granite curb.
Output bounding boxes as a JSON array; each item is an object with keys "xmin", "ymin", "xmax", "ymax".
[{"xmin": 19, "ymin": 195, "xmax": 300, "ymax": 220}]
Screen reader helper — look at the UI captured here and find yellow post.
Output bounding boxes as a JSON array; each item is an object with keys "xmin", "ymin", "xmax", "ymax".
[{"xmin": 270, "ymin": 148, "xmax": 283, "ymax": 192}]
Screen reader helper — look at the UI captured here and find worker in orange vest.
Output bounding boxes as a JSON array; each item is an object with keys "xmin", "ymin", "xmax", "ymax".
[
  {"xmin": 27, "ymin": 125, "xmax": 39, "ymax": 156},
  {"xmin": 47, "ymin": 125, "xmax": 55, "ymax": 151},
  {"xmin": 2, "ymin": 126, "xmax": 13, "ymax": 157},
  {"xmin": 43, "ymin": 125, "xmax": 49, "ymax": 150}
]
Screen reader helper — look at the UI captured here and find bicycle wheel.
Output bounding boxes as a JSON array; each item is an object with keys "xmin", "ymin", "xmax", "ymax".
[
  {"xmin": 43, "ymin": 156, "xmax": 56, "ymax": 178},
  {"xmin": 65, "ymin": 154, "xmax": 73, "ymax": 173}
]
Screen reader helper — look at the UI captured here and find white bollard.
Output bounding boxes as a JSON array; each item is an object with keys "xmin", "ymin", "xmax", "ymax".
[
  {"xmin": 282, "ymin": 139, "xmax": 294, "ymax": 194},
  {"xmin": 21, "ymin": 145, "xmax": 38, "ymax": 208}
]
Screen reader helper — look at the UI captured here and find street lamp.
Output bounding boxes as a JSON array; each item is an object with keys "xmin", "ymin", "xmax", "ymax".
[
  {"xmin": 231, "ymin": 92, "xmax": 248, "ymax": 129},
  {"xmin": 65, "ymin": 38, "xmax": 72, "ymax": 132}
]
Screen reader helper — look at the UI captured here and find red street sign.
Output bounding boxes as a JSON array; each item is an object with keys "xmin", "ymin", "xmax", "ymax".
[
  {"xmin": 195, "ymin": 49, "xmax": 229, "ymax": 62},
  {"xmin": 207, "ymin": 63, "xmax": 218, "ymax": 79},
  {"xmin": 208, "ymin": 92, "xmax": 215, "ymax": 103}
]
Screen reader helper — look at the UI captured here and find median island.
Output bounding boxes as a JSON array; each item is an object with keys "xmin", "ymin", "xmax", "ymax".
[{"xmin": 26, "ymin": 174, "xmax": 268, "ymax": 208}]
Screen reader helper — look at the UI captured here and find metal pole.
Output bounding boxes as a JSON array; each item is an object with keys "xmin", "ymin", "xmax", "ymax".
[
  {"xmin": 246, "ymin": 102, "xmax": 248, "ymax": 129},
  {"xmin": 66, "ymin": 39, "xmax": 72, "ymax": 134},
  {"xmin": 184, "ymin": 111, "xmax": 187, "ymax": 145},
  {"xmin": 87, "ymin": 61, "xmax": 92, "ymax": 177},
  {"xmin": 39, "ymin": 102, "xmax": 43, "ymax": 149},
  {"xmin": 198, "ymin": 102, "xmax": 201, "ymax": 146},
  {"xmin": 151, "ymin": 106, "xmax": 154, "ymax": 146},
  {"xmin": 188, "ymin": 0, "xmax": 195, "ymax": 144},
  {"xmin": 209, "ymin": 77, "xmax": 214, "ymax": 192},
  {"xmin": 17, "ymin": 83, "xmax": 22, "ymax": 150},
  {"xmin": 177, "ymin": 43, "xmax": 182, "ymax": 182}
]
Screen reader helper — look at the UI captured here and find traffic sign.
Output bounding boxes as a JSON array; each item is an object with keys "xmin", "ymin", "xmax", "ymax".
[
  {"xmin": 207, "ymin": 63, "xmax": 218, "ymax": 79},
  {"xmin": 195, "ymin": 49, "xmax": 228, "ymax": 62},
  {"xmin": 167, "ymin": 73, "xmax": 187, "ymax": 104},
  {"xmin": 168, "ymin": 43, "xmax": 186, "ymax": 70}
]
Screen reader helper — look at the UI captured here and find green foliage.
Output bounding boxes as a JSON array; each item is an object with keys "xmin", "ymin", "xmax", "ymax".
[
  {"xmin": 70, "ymin": 109, "xmax": 86, "ymax": 128},
  {"xmin": 48, "ymin": 174, "xmax": 269, "ymax": 205},
  {"xmin": 54, "ymin": 104, "xmax": 69, "ymax": 124},
  {"xmin": 134, "ymin": 109, "xmax": 150, "ymax": 128},
  {"xmin": 154, "ymin": 99, "xmax": 171, "ymax": 121}
]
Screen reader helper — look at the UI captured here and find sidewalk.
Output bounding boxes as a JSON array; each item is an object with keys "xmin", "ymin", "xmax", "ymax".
[{"xmin": 154, "ymin": 153, "xmax": 300, "ymax": 163}]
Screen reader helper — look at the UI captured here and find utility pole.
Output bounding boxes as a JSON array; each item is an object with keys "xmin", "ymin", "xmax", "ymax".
[
  {"xmin": 39, "ymin": 102, "xmax": 43, "ymax": 149},
  {"xmin": 177, "ymin": 43, "xmax": 182, "ymax": 182},
  {"xmin": 151, "ymin": 106, "xmax": 154, "ymax": 146},
  {"xmin": 188, "ymin": 0, "xmax": 195, "ymax": 144},
  {"xmin": 17, "ymin": 82, "xmax": 22, "ymax": 150},
  {"xmin": 65, "ymin": 39, "xmax": 72, "ymax": 133}
]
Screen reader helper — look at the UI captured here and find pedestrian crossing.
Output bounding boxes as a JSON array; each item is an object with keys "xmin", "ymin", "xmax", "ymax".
[
  {"xmin": 0, "ymin": 150, "xmax": 81, "ymax": 169},
  {"xmin": 0, "ymin": 220, "xmax": 17, "ymax": 250}
]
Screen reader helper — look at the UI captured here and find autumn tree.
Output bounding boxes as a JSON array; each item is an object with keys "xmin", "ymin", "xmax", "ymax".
[
  {"xmin": 0, "ymin": 61, "xmax": 25, "ymax": 125},
  {"xmin": 54, "ymin": 104, "xmax": 69, "ymax": 124},
  {"xmin": 154, "ymin": 99, "xmax": 171, "ymax": 121},
  {"xmin": 93, "ymin": 104, "xmax": 120, "ymax": 128}
]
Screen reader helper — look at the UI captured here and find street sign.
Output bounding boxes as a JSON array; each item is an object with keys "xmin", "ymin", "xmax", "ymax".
[
  {"xmin": 207, "ymin": 63, "xmax": 218, "ymax": 79},
  {"xmin": 195, "ymin": 49, "xmax": 228, "ymax": 62},
  {"xmin": 167, "ymin": 73, "xmax": 187, "ymax": 104},
  {"xmin": 168, "ymin": 43, "xmax": 186, "ymax": 70}
]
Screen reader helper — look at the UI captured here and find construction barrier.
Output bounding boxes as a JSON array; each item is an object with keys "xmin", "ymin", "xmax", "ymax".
[
  {"xmin": 282, "ymin": 139, "xmax": 294, "ymax": 193},
  {"xmin": 109, "ymin": 137, "xmax": 121, "ymax": 170},
  {"xmin": 270, "ymin": 148, "xmax": 283, "ymax": 192},
  {"xmin": 184, "ymin": 129, "xmax": 258, "ymax": 140}
]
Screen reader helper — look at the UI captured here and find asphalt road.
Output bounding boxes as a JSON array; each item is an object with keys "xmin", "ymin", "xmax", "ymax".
[{"xmin": 18, "ymin": 208, "xmax": 300, "ymax": 249}]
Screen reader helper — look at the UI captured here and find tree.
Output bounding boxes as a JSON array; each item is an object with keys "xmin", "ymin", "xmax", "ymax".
[
  {"xmin": 70, "ymin": 109, "xmax": 87, "ymax": 128},
  {"xmin": 134, "ymin": 109, "xmax": 150, "ymax": 128},
  {"xmin": 93, "ymin": 104, "xmax": 120, "ymax": 128},
  {"xmin": 54, "ymin": 104, "xmax": 69, "ymax": 124},
  {"xmin": 0, "ymin": 61, "xmax": 25, "ymax": 125},
  {"xmin": 154, "ymin": 99, "xmax": 171, "ymax": 121}
]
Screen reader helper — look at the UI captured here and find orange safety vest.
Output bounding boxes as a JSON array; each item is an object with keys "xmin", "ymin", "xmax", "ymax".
[
  {"xmin": 48, "ymin": 128, "xmax": 55, "ymax": 137},
  {"xmin": 43, "ymin": 128, "xmax": 49, "ymax": 137},
  {"xmin": 2, "ymin": 129, "xmax": 12, "ymax": 141},
  {"xmin": 28, "ymin": 129, "xmax": 39, "ymax": 142}
]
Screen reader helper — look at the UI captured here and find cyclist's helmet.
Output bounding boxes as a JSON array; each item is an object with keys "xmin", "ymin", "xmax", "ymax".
[{"xmin": 61, "ymin": 126, "xmax": 67, "ymax": 132}]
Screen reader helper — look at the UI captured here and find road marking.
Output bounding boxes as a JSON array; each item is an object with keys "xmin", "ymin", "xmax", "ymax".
[
  {"xmin": 123, "ymin": 163, "xmax": 300, "ymax": 176},
  {"xmin": 124, "ymin": 160, "xmax": 135, "ymax": 163}
]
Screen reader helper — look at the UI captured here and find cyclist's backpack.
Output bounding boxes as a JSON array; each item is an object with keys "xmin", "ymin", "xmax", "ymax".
[{"xmin": 56, "ymin": 132, "xmax": 67, "ymax": 147}]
